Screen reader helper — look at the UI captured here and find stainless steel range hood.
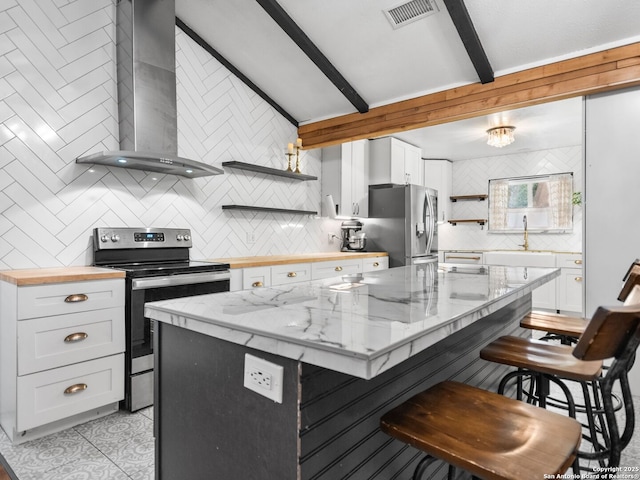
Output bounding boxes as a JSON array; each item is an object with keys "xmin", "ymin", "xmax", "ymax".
[{"xmin": 76, "ymin": 0, "xmax": 223, "ymax": 178}]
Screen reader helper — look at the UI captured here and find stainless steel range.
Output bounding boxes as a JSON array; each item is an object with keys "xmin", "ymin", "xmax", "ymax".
[{"xmin": 93, "ymin": 227, "xmax": 230, "ymax": 412}]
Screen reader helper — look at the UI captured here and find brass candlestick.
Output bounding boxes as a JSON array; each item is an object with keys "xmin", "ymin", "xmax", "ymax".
[
  {"xmin": 285, "ymin": 152, "xmax": 295, "ymax": 172},
  {"xmin": 294, "ymin": 146, "xmax": 302, "ymax": 174}
]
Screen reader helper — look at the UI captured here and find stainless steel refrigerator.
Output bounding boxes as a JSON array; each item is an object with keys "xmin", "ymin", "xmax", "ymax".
[{"xmin": 367, "ymin": 183, "xmax": 438, "ymax": 267}]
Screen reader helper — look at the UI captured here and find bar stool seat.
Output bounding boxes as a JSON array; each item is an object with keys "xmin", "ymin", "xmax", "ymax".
[{"xmin": 380, "ymin": 381, "xmax": 582, "ymax": 480}]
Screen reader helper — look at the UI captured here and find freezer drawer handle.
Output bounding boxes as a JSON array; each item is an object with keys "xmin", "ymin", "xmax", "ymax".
[
  {"xmin": 64, "ymin": 383, "xmax": 88, "ymax": 395},
  {"xmin": 287, "ymin": 272, "xmax": 297, "ymax": 278},
  {"xmin": 252, "ymin": 281, "xmax": 264, "ymax": 288},
  {"xmin": 64, "ymin": 293, "xmax": 88, "ymax": 303},
  {"xmin": 335, "ymin": 266, "xmax": 343, "ymax": 272},
  {"xmin": 64, "ymin": 332, "xmax": 88, "ymax": 343}
]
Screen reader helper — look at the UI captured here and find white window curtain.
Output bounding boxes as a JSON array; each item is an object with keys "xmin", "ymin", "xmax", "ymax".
[
  {"xmin": 548, "ymin": 173, "xmax": 573, "ymax": 230},
  {"xmin": 489, "ymin": 178, "xmax": 509, "ymax": 230}
]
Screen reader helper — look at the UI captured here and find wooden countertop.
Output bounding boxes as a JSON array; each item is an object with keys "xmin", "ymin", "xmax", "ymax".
[
  {"xmin": 205, "ymin": 252, "xmax": 388, "ymax": 269},
  {"xmin": 0, "ymin": 267, "xmax": 125, "ymax": 286}
]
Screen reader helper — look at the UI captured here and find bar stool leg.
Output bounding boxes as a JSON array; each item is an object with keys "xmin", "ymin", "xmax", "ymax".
[{"xmin": 412, "ymin": 455, "xmax": 436, "ymax": 480}]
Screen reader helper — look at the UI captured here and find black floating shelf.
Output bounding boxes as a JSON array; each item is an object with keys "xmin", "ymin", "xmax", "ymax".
[
  {"xmin": 222, "ymin": 205, "xmax": 317, "ymax": 215},
  {"xmin": 450, "ymin": 194, "xmax": 488, "ymax": 202},
  {"xmin": 448, "ymin": 219, "xmax": 487, "ymax": 226},
  {"xmin": 222, "ymin": 161, "xmax": 317, "ymax": 181}
]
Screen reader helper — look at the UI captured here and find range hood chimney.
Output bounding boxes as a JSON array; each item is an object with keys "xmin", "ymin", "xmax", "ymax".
[{"xmin": 77, "ymin": 0, "xmax": 223, "ymax": 178}]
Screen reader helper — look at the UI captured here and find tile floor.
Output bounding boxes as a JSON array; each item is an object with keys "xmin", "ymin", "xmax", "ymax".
[
  {"xmin": 0, "ymin": 396, "xmax": 638, "ymax": 479},
  {"xmin": 0, "ymin": 408, "xmax": 154, "ymax": 480}
]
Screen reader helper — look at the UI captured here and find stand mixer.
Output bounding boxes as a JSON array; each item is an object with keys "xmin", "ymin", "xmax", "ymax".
[{"xmin": 340, "ymin": 220, "xmax": 366, "ymax": 251}]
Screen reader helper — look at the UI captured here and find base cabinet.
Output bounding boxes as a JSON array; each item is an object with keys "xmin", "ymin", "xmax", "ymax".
[
  {"xmin": 229, "ymin": 256, "xmax": 389, "ymax": 292},
  {"xmin": 0, "ymin": 278, "xmax": 125, "ymax": 444}
]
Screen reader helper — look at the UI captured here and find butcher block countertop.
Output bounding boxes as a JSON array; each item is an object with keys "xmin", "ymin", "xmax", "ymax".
[
  {"xmin": 205, "ymin": 251, "xmax": 388, "ymax": 269},
  {"xmin": 0, "ymin": 266, "xmax": 125, "ymax": 286}
]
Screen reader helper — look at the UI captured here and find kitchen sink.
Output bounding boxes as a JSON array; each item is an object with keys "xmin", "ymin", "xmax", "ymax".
[{"xmin": 483, "ymin": 251, "xmax": 556, "ymax": 267}]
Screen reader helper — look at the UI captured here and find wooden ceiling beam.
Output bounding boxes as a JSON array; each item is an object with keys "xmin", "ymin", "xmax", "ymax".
[{"xmin": 298, "ymin": 42, "xmax": 640, "ymax": 149}]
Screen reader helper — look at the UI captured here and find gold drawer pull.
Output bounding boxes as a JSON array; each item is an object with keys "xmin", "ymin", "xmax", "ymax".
[
  {"xmin": 446, "ymin": 256, "xmax": 481, "ymax": 261},
  {"xmin": 64, "ymin": 332, "xmax": 88, "ymax": 343},
  {"xmin": 287, "ymin": 272, "xmax": 297, "ymax": 278},
  {"xmin": 64, "ymin": 294, "xmax": 88, "ymax": 303},
  {"xmin": 574, "ymin": 259, "xmax": 583, "ymax": 265},
  {"xmin": 575, "ymin": 277, "xmax": 583, "ymax": 282},
  {"xmin": 373, "ymin": 262, "xmax": 379, "ymax": 267},
  {"xmin": 252, "ymin": 281, "xmax": 263, "ymax": 288},
  {"xmin": 64, "ymin": 383, "xmax": 87, "ymax": 395},
  {"xmin": 335, "ymin": 266, "xmax": 343, "ymax": 272}
]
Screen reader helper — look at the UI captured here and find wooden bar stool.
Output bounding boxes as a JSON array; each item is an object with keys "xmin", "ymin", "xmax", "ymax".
[
  {"xmin": 521, "ymin": 260, "xmax": 640, "ymax": 344},
  {"xmin": 380, "ymin": 381, "xmax": 582, "ymax": 480},
  {"xmin": 480, "ymin": 285, "xmax": 640, "ymax": 470}
]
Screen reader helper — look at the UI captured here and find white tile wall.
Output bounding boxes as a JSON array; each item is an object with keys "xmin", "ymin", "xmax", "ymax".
[
  {"xmin": 0, "ymin": 0, "xmax": 337, "ymax": 270},
  {"xmin": 439, "ymin": 146, "xmax": 583, "ymax": 252}
]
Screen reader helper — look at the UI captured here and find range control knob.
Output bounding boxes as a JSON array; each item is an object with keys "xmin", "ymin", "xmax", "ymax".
[
  {"xmin": 184, "ymin": 234, "xmax": 191, "ymax": 241},
  {"xmin": 111, "ymin": 234, "xmax": 120, "ymax": 242},
  {"xmin": 176, "ymin": 234, "xmax": 184, "ymax": 241},
  {"xmin": 100, "ymin": 235, "xmax": 109, "ymax": 243}
]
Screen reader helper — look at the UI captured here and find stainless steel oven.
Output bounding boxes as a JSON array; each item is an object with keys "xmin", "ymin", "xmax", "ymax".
[{"xmin": 93, "ymin": 227, "xmax": 230, "ymax": 412}]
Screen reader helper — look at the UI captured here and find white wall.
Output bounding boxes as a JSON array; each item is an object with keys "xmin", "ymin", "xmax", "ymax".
[
  {"xmin": 438, "ymin": 145, "xmax": 583, "ymax": 253},
  {"xmin": 0, "ymin": 0, "xmax": 338, "ymax": 270}
]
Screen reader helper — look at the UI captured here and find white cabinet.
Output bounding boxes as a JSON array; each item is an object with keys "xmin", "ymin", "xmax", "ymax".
[
  {"xmin": 322, "ymin": 140, "xmax": 369, "ymax": 217},
  {"xmin": 271, "ymin": 263, "xmax": 312, "ymax": 285},
  {"xmin": 311, "ymin": 258, "xmax": 362, "ymax": 280},
  {"xmin": 363, "ymin": 256, "xmax": 389, "ymax": 272},
  {"xmin": 423, "ymin": 159, "xmax": 452, "ymax": 223},
  {"xmin": 0, "ymin": 278, "xmax": 125, "ymax": 444},
  {"xmin": 369, "ymin": 137, "xmax": 422, "ymax": 186},
  {"xmin": 556, "ymin": 254, "xmax": 583, "ymax": 313},
  {"xmin": 242, "ymin": 266, "xmax": 271, "ymax": 290}
]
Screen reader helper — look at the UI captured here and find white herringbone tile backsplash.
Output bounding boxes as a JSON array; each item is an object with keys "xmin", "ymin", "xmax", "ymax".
[
  {"xmin": 0, "ymin": 0, "xmax": 336, "ymax": 270},
  {"xmin": 439, "ymin": 146, "xmax": 583, "ymax": 252}
]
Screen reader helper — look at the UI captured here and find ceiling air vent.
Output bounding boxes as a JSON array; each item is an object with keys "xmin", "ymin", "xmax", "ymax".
[{"xmin": 384, "ymin": 0, "xmax": 439, "ymax": 28}]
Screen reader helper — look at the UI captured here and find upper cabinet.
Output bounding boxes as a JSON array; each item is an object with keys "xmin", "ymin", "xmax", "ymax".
[
  {"xmin": 369, "ymin": 137, "xmax": 422, "ymax": 186},
  {"xmin": 322, "ymin": 140, "xmax": 370, "ymax": 218},
  {"xmin": 423, "ymin": 159, "xmax": 452, "ymax": 223}
]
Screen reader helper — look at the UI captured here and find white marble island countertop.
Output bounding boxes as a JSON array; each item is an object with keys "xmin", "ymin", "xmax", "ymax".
[{"xmin": 145, "ymin": 264, "xmax": 559, "ymax": 379}]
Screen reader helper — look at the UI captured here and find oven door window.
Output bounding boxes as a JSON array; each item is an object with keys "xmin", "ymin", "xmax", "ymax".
[{"xmin": 129, "ymin": 279, "xmax": 230, "ymax": 359}]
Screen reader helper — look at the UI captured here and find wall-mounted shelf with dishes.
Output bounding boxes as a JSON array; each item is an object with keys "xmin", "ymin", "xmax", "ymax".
[
  {"xmin": 448, "ymin": 219, "xmax": 487, "ymax": 226},
  {"xmin": 222, "ymin": 161, "xmax": 317, "ymax": 181},
  {"xmin": 222, "ymin": 205, "xmax": 317, "ymax": 215},
  {"xmin": 450, "ymin": 194, "xmax": 488, "ymax": 202}
]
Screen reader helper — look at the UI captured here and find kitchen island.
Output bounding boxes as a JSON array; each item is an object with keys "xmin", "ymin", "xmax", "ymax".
[{"xmin": 146, "ymin": 263, "xmax": 558, "ymax": 480}]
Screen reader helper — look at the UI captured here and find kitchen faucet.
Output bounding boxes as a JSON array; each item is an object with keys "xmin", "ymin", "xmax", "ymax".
[{"xmin": 519, "ymin": 215, "xmax": 529, "ymax": 251}]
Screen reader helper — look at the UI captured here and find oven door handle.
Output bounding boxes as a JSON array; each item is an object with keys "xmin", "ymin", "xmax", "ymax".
[{"xmin": 131, "ymin": 271, "xmax": 231, "ymax": 290}]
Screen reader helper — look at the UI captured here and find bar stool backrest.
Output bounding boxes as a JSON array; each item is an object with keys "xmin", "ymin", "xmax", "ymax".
[
  {"xmin": 573, "ymin": 285, "xmax": 640, "ymax": 363},
  {"xmin": 618, "ymin": 260, "xmax": 640, "ymax": 302}
]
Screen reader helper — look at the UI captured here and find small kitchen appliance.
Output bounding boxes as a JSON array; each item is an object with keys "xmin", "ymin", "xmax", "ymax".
[
  {"xmin": 340, "ymin": 220, "xmax": 367, "ymax": 251},
  {"xmin": 367, "ymin": 183, "xmax": 438, "ymax": 267},
  {"xmin": 93, "ymin": 227, "xmax": 230, "ymax": 412}
]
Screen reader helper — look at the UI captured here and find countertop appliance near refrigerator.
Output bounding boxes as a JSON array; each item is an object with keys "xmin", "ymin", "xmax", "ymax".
[{"xmin": 367, "ymin": 183, "xmax": 438, "ymax": 267}]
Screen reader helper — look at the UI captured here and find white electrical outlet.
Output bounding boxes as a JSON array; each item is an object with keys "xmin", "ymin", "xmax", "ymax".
[
  {"xmin": 243, "ymin": 353, "xmax": 284, "ymax": 403},
  {"xmin": 246, "ymin": 232, "xmax": 256, "ymax": 244}
]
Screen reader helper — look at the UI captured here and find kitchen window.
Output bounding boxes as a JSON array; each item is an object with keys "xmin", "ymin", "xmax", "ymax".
[{"xmin": 488, "ymin": 173, "xmax": 573, "ymax": 232}]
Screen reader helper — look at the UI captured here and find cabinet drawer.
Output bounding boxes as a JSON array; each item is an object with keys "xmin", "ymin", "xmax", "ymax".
[
  {"xmin": 363, "ymin": 257, "xmax": 388, "ymax": 272},
  {"xmin": 271, "ymin": 263, "xmax": 311, "ymax": 286},
  {"xmin": 18, "ymin": 279, "xmax": 124, "ymax": 320},
  {"xmin": 17, "ymin": 354, "xmax": 124, "ymax": 431},
  {"xmin": 556, "ymin": 253, "xmax": 583, "ymax": 269},
  {"xmin": 17, "ymin": 307, "xmax": 125, "ymax": 375},
  {"xmin": 312, "ymin": 259, "xmax": 361, "ymax": 280},
  {"xmin": 242, "ymin": 267, "xmax": 271, "ymax": 290}
]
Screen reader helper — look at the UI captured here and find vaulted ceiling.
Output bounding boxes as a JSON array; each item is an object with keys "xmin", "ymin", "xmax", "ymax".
[{"xmin": 175, "ymin": 0, "xmax": 640, "ymax": 158}]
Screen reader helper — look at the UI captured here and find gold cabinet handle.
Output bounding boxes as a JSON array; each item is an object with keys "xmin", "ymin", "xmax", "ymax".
[
  {"xmin": 575, "ymin": 277, "xmax": 583, "ymax": 282},
  {"xmin": 64, "ymin": 293, "xmax": 88, "ymax": 303},
  {"xmin": 64, "ymin": 332, "xmax": 88, "ymax": 343},
  {"xmin": 287, "ymin": 272, "xmax": 297, "ymax": 278},
  {"xmin": 335, "ymin": 266, "xmax": 343, "ymax": 272},
  {"xmin": 64, "ymin": 383, "xmax": 87, "ymax": 395},
  {"xmin": 446, "ymin": 256, "xmax": 481, "ymax": 261},
  {"xmin": 574, "ymin": 259, "xmax": 583, "ymax": 265},
  {"xmin": 373, "ymin": 262, "xmax": 379, "ymax": 267},
  {"xmin": 252, "ymin": 281, "xmax": 263, "ymax": 288}
]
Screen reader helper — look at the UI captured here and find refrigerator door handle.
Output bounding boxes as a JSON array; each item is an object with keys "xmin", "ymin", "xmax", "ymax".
[{"xmin": 425, "ymin": 193, "xmax": 435, "ymax": 255}]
